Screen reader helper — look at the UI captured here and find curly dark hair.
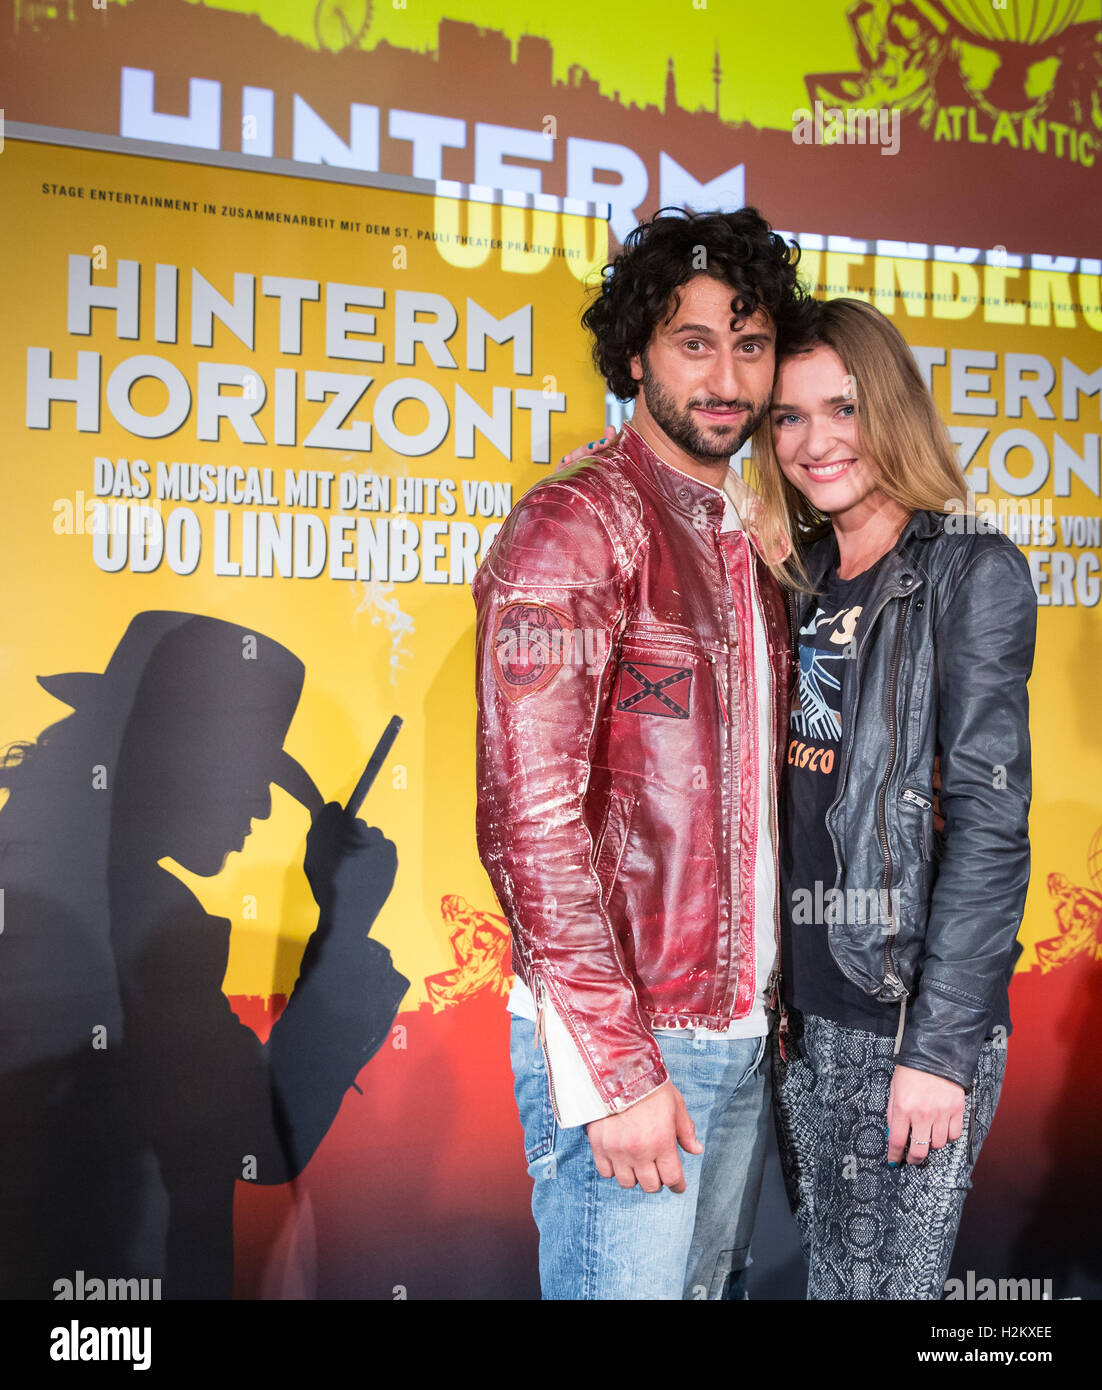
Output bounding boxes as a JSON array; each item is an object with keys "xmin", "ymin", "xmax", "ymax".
[{"xmin": 581, "ymin": 206, "xmax": 810, "ymax": 400}]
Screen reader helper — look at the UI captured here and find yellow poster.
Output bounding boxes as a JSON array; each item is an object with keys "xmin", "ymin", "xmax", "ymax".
[{"xmin": 0, "ymin": 129, "xmax": 608, "ymax": 1003}]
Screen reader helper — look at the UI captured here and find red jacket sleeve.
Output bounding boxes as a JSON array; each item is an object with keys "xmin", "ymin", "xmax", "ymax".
[{"xmin": 472, "ymin": 473, "xmax": 668, "ymax": 1114}]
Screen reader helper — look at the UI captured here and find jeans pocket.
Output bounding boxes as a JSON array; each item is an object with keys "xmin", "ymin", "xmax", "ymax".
[
  {"xmin": 509, "ymin": 1015, "xmax": 557, "ymax": 1168},
  {"xmin": 728, "ymin": 1031, "xmax": 769, "ymax": 1092},
  {"xmin": 691, "ymin": 1030, "xmax": 768, "ymax": 1090},
  {"xmin": 743, "ymin": 1031, "xmax": 769, "ymax": 1086}
]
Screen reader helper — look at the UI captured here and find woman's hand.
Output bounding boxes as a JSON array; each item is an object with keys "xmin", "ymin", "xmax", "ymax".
[
  {"xmin": 558, "ymin": 425, "xmax": 619, "ymax": 468},
  {"xmin": 886, "ymin": 1063, "xmax": 965, "ymax": 1166}
]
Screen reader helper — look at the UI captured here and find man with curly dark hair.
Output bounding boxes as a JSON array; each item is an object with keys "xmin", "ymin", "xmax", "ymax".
[
  {"xmin": 473, "ymin": 207, "xmax": 806, "ymax": 1299},
  {"xmin": 582, "ymin": 207, "xmax": 810, "ymax": 407}
]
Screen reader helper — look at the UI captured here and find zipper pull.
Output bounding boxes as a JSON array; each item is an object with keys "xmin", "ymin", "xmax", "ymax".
[
  {"xmin": 533, "ymin": 973, "xmax": 545, "ymax": 1053},
  {"xmin": 892, "ymin": 995, "xmax": 907, "ymax": 1055},
  {"xmin": 706, "ymin": 652, "xmax": 729, "ymax": 724},
  {"xmin": 901, "ymin": 788, "xmax": 933, "ymax": 810}
]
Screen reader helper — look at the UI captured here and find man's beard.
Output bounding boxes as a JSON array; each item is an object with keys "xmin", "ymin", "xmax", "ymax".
[{"xmin": 640, "ymin": 353, "xmax": 769, "ymax": 462}]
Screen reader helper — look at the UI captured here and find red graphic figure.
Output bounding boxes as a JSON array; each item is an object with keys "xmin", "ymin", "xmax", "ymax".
[
  {"xmin": 424, "ymin": 895, "xmax": 514, "ymax": 1011},
  {"xmin": 808, "ymin": 0, "xmax": 1099, "ymax": 124},
  {"xmin": 1036, "ymin": 870, "xmax": 1102, "ymax": 973}
]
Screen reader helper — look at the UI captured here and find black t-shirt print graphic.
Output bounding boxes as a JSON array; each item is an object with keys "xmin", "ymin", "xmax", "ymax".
[
  {"xmin": 779, "ymin": 557, "xmax": 904, "ymax": 1035},
  {"xmin": 788, "ymin": 586, "xmax": 864, "ymax": 771}
]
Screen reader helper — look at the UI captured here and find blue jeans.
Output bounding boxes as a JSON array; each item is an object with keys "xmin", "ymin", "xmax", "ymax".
[{"xmin": 510, "ymin": 1015, "xmax": 772, "ymax": 1300}]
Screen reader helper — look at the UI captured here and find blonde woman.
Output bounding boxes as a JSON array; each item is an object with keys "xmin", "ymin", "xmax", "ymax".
[{"xmin": 752, "ymin": 297, "xmax": 1035, "ymax": 1299}]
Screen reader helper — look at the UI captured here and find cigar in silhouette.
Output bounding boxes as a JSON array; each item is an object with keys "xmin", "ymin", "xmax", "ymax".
[
  {"xmin": 273, "ymin": 716, "xmax": 403, "ymax": 820},
  {"xmin": 344, "ymin": 716, "xmax": 403, "ymax": 817}
]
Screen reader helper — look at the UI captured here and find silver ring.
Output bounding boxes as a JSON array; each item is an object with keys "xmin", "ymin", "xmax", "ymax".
[{"xmin": 911, "ymin": 1138, "xmax": 931, "ymax": 1147}]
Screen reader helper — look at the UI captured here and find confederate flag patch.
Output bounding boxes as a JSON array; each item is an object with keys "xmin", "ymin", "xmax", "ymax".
[
  {"xmin": 490, "ymin": 601, "xmax": 575, "ymax": 701},
  {"xmin": 615, "ymin": 661, "xmax": 692, "ymax": 719}
]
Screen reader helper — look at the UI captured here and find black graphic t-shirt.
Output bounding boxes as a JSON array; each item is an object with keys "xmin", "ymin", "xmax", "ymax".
[{"xmin": 779, "ymin": 557, "xmax": 900, "ymax": 1034}]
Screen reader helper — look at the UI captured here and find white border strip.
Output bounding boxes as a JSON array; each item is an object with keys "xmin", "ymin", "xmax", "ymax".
[{"xmin": 6, "ymin": 121, "xmax": 613, "ymax": 222}]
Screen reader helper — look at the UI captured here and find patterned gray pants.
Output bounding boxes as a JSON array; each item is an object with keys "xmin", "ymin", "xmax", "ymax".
[{"xmin": 772, "ymin": 1012, "xmax": 1006, "ymax": 1300}]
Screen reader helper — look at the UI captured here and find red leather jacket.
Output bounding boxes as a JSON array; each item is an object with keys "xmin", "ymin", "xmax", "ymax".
[{"xmin": 473, "ymin": 425, "xmax": 791, "ymax": 1113}]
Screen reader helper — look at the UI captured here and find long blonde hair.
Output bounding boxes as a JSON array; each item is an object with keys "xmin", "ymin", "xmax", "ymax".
[{"xmin": 748, "ymin": 298, "xmax": 968, "ymax": 588}]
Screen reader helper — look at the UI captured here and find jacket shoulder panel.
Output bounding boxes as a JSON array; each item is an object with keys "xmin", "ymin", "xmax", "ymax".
[
  {"xmin": 479, "ymin": 454, "xmax": 646, "ymax": 589},
  {"xmin": 920, "ymin": 525, "xmax": 1036, "ymax": 626}
]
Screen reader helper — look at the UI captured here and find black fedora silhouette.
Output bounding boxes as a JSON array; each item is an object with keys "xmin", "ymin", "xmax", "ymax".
[
  {"xmin": 38, "ymin": 610, "xmax": 325, "ymax": 821},
  {"xmin": 0, "ymin": 609, "xmax": 408, "ymax": 1299}
]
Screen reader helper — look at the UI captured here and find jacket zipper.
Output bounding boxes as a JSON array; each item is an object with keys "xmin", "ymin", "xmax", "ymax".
[
  {"xmin": 823, "ymin": 587, "xmax": 897, "ymax": 869},
  {"xmin": 876, "ymin": 595, "xmax": 911, "ymax": 995},
  {"xmin": 797, "ymin": 566, "xmax": 912, "ymax": 996},
  {"xmin": 705, "ymin": 651, "xmax": 729, "ymax": 723},
  {"xmin": 777, "ymin": 585, "xmax": 800, "ymax": 1056},
  {"xmin": 784, "ymin": 586, "xmax": 798, "ymax": 656},
  {"xmin": 532, "ymin": 973, "xmax": 562, "ymax": 1118},
  {"xmin": 713, "ymin": 540, "xmax": 737, "ymax": 1022},
  {"xmin": 902, "ymin": 786, "xmax": 934, "ymax": 860},
  {"xmin": 745, "ymin": 553, "xmax": 783, "ymax": 1033}
]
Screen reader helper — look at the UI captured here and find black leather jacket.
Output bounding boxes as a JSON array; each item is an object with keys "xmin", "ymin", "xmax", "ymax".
[{"xmin": 790, "ymin": 509, "xmax": 1037, "ymax": 1089}]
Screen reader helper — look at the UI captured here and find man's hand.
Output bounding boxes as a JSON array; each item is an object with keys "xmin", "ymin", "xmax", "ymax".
[
  {"xmin": 586, "ymin": 1080, "xmax": 703, "ymax": 1193},
  {"xmin": 558, "ymin": 425, "xmax": 619, "ymax": 469},
  {"xmin": 886, "ymin": 1063, "xmax": 965, "ymax": 1166},
  {"xmin": 303, "ymin": 801, "xmax": 397, "ymax": 929}
]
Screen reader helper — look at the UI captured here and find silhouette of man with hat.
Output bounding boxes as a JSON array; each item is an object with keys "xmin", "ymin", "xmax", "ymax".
[{"xmin": 0, "ymin": 611, "xmax": 408, "ymax": 1298}]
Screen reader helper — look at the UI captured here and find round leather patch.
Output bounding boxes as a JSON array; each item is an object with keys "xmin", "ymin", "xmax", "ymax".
[{"xmin": 490, "ymin": 602, "xmax": 575, "ymax": 701}]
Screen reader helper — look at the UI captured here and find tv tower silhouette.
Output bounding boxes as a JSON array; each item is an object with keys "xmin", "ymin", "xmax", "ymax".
[{"xmin": 712, "ymin": 45, "xmax": 722, "ymax": 116}]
